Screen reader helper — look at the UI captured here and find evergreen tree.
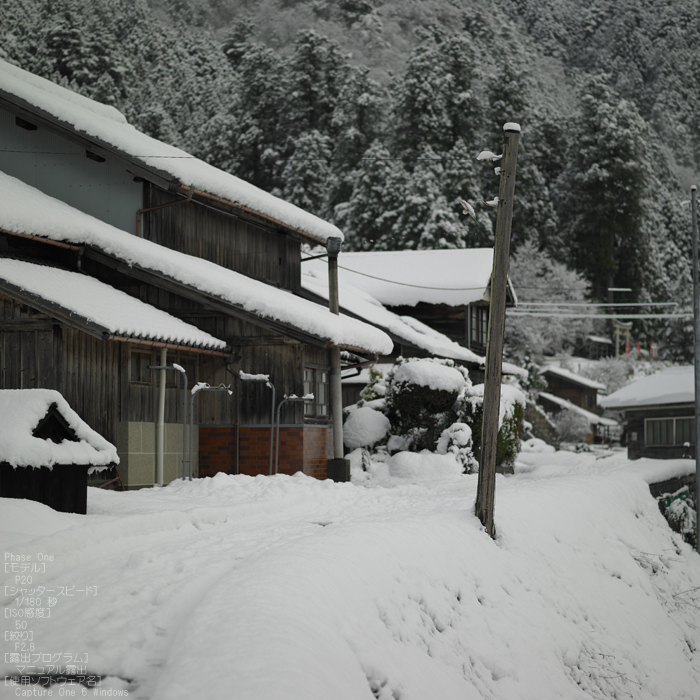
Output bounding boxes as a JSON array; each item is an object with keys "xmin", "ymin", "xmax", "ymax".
[
  {"xmin": 280, "ymin": 130, "xmax": 332, "ymax": 216},
  {"xmin": 284, "ymin": 30, "xmax": 347, "ymax": 138},
  {"xmin": 336, "ymin": 141, "xmax": 407, "ymax": 251},
  {"xmin": 564, "ymin": 76, "xmax": 651, "ymax": 301}
]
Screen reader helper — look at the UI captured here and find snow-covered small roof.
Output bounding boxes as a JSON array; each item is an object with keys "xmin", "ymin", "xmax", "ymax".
[
  {"xmin": 542, "ymin": 366, "xmax": 606, "ymax": 391},
  {"xmin": 0, "ymin": 389, "xmax": 119, "ymax": 467},
  {"xmin": 0, "ymin": 172, "xmax": 392, "ymax": 354},
  {"xmin": 586, "ymin": 335, "xmax": 613, "ymax": 345},
  {"xmin": 600, "ymin": 366, "xmax": 695, "ymax": 410},
  {"xmin": 0, "ymin": 258, "xmax": 227, "ymax": 351},
  {"xmin": 539, "ymin": 392, "xmax": 618, "ymax": 427},
  {"xmin": 334, "ymin": 249, "xmax": 515, "ymax": 307},
  {"xmin": 0, "ymin": 58, "xmax": 341, "ymax": 244}
]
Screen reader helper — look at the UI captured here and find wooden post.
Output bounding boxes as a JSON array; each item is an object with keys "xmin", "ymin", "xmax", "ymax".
[
  {"xmin": 690, "ymin": 185, "xmax": 699, "ymax": 553},
  {"xmin": 475, "ymin": 123, "xmax": 520, "ymax": 538}
]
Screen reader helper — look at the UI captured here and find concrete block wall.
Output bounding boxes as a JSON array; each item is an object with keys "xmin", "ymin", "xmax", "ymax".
[{"xmin": 115, "ymin": 421, "xmax": 197, "ymax": 489}]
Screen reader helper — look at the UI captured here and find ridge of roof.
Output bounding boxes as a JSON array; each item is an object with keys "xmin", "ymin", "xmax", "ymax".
[{"xmin": 0, "ymin": 58, "xmax": 342, "ymax": 245}]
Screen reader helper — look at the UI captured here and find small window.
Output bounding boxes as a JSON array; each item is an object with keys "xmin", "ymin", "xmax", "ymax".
[
  {"xmin": 130, "ymin": 351, "xmax": 153, "ymax": 384},
  {"xmin": 645, "ymin": 417, "xmax": 695, "ymax": 446},
  {"xmin": 470, "ymin": 306, "xmax": 488, "ymax": 347},
  {"xmin": 676, "ymin": 418, "xmax": 696, "ymax": 445},
  {"xmin": 166, "ymin": 356, "xmax": 196, "ymax": 388},
  {"xmin": 303, "ymin": 367, "xmax": 329, "ymax": 419}
]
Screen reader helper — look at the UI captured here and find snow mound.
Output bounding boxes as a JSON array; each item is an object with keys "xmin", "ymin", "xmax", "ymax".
[
  {"xmin": 344, "ymin": 406, "xmax": 391, "ymax": 449},
  {"xmin": 386, "ymin": 450, "xmax": 464, "ymax": 480},
  {"xmin": 393, "ymin": 360, "xmax": 466, "ymax": 393},
  {"xmin": 521, "ymin": 437, "xmax": 556, "ymax": 453}
]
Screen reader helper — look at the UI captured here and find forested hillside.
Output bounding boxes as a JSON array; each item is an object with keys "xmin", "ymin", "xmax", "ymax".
[{"xmin": 0, "ymin": 0, "xmax": 697, "ymax": 360}]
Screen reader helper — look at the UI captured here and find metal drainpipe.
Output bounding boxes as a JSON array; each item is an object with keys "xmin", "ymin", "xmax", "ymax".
[
  {"xmin": 275, "ymin": 396, "xmax": 313, "ymax": 475},
  {"xmin": 156, "ymin": 347, "xmax": 167, "ymax": 486},
  {"xmin": 327, "ymin": 237, "xmax": 343, "ymax": 460}
]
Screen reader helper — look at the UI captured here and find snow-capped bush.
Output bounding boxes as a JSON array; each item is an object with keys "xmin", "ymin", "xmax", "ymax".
[
  {"xmin": 457, "ymin": 383, "xmax": 526, "ymax": 469},
  {"xmin": 385, "ymin": 357, "xmax": 470, "ymax": 452},
  {"xmin": 343, "ymin": 406, "xmax": 391, "ymax": 450},
  {"xmin": 344, "ymin": 357, "xmax": 525, "ymax": 474},
  {"xmin": 436, "ymin": 422, "xmax": 476, "ymax": 472}
]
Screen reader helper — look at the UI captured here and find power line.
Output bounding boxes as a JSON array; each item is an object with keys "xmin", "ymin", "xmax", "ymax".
[
  {"xmin": 517, "ymin": 301, "xmax": 678, "ymax": 308},
  {"xmin": 337, "ymin": 265, "xmax": 486, "ymax": 291},
  {"xmin": 507, "ymin": 311, "xmax": 691, "ymax": 319}
]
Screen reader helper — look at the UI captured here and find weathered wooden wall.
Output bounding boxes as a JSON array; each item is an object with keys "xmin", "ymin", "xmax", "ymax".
[
  {"xmin": 145, "ymin": 185, "xmax": 301, "ymax": 293},
  {"xmin": 0, "ymin": 295, "xmax": 121, "ymax": 444}
]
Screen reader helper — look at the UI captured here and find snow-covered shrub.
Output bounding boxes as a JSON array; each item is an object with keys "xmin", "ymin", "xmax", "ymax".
[
  {"xmin": 360, "ymin": 365, "xmax": 387, "ymax": 401},
  {"xmin": 551, "ymin": 407, "xmax": 591, "ymax": 443},
  {"xmin": 436, "ymin": 422, "xmax": 476, "ymax": 472},
  {"xmin": 385, "ymin": 357, "xmax": 469, "ymax": 452},
  {"xmin": 457, "ymin": 384, "xmax": 526, "ymax": 469},
  {"xmin": 658, "ymin": 487, "xmax": 697, "ymax": 548},
  {"xmin": 343, "ymin": 406, "xmax": 391, "ymax": 450}
]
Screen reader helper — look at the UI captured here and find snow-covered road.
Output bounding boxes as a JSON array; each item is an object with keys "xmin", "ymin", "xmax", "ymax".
[{"xmin": 2, "ymin": 451, "xmax": 699, "ymax": 699}]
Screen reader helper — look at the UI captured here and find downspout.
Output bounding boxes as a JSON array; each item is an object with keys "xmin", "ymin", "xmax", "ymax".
[
  {"xmin": 326, "ymin": 237, "xmax": 349, "ymax": 482},
  {"xmin": 136, "ymin": 186, "xmax": 194, "ymax": 238},
  {"xmin": 156, "ymin": 347, "xmax": 167, "ymax": 486}
]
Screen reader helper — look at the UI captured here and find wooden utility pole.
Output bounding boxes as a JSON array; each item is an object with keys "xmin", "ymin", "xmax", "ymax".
[
  {"xmin": 475, "ymin": 123, "xmax": 521, "ymax": 538},
  {"xmin": 690, "ymin": 185, "xmax": 699, "ymax": 553}
]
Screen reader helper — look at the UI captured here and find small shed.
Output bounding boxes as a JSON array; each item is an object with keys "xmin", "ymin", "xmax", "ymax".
[
  {"xmin": 541, "ymin": 366, "xmax": 606, "ymax": 412},
  {"xmin": 600, "ymin": 366, "xmax": 695, "ymax": 459},
  {"xmin": 0, "ymin": 389, "xmax": 118, "ymax": 513}
]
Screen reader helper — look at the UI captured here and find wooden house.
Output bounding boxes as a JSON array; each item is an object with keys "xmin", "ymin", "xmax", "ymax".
[
  {"xmin": 600, "ymin": 366, "xmax": 695, "ymax": 459},
  {"xmin": 0, "ymin": 59, "xmax": 392, "ymax": 487},
  {"xmin": 540, "ymin": 366, "xmax": 605, "ymax": 412},
  {"xmin": 329, "ymin": 249, "xmax": 517, "ymax": 357},
  {"xmin": 0, "ymin": 389, "xmax": 118, "ymax": 513},
  {"xmin": 300, "ymin": 251, "xmax": 524, "ymax": 396}
]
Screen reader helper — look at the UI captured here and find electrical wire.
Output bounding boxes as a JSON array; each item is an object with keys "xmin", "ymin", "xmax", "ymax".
[
  {"xmin": 337, "ymin": 265, "xmax": 487, "ymax": 291},
  {"xmin": 507, "ymin": 311, "xmax": 691, "ymax": 319}
]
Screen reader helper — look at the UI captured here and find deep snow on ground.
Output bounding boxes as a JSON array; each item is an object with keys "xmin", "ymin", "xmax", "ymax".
[{"xmin": 2, "ymin": 450, "xmax": 700, "ymax": 700}]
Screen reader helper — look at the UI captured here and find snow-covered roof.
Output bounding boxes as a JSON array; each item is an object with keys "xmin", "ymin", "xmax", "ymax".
[
  {"xmin": 0, "ymin": 171, "xmax": 392, "ymax": 354},
  {"xmin": 334, "ymin": 249, "xmax": 516, "ymax": 307},
  {"xmin": 0, "ymin": 389, "xmax": 119, "ymax": 467},
  {"xmin": 539, "ymin": 392, "xmax": 618, "ymax": 427},
  {"xmin": 599, "ymin": 366, "xmax": 695, "ymax": 410},
  {"xmin": 0, "ymin": 258, "xmax": 227, "ymax": 351},
  {"xmin": 303, "ymin": 265, "xmax": 482, "ymax": 363},
  {"xmin": 0, "ymin": 58, "xmax": 341, "ymax": 244},
  {"xmin": 542, "ymin": 366, "xmax": 606, "ymax": 391},
  {"xmin": 302, "ymin": 263, "xmax": 526, "ymax": 377},
  {"xmin": 586, "ymin": 335, "xmax": 613, "ymax": 345}
]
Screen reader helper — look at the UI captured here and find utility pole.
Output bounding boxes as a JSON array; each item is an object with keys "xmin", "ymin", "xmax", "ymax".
[
  {"xmin": 326, "ymin": 236, "xmax": 350, "ymax": 481},
  {"xmin": 475, "ymin": 123, "xmax": 520, "ymax": 538},
  {"xmin": 691, "ymin": 185, "xmax": 699, "ymax": 553}
]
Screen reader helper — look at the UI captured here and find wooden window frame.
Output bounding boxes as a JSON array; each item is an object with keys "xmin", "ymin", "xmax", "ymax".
[
  {"xmin": 303, "ymin": 366, "xmax": 330, "ymax": 422},
  {"xmin": 645, "ymin": 416, "xmax": 696, "ymax": 446}
]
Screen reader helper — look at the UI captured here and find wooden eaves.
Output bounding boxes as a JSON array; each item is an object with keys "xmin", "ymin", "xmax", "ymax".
[
  {"xmin": 0, "ymin": 275, "xmax": 231, "ymax": 358},
  {"xmin": 80, "ymin": 247, "xmax": 369, "ymax": 353}
]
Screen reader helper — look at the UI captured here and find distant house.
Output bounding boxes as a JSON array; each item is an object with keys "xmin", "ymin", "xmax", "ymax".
[
  {"xmin": 540, "ymin": 366, "xmax": 606, "ymax": 412},
  {"xmin": 0, "ymin": 59, "xmax": 392, "ymax": 487},
  {"xmin": 600, "ymin": 366, "xmax": 695, "ymax": 459},
  {"xmin": 537, "ymin": 366, "xmax": 615, "ymax": 443},
  {"xmin": 319, "ymin": 249, "xmax": 517, "ymax": 357},
  {"xmin": 580, "ymin": 335, "xmax": 614, "ymax": 360},
  {"xmin": 0, "ymin": 389, "xmax": 118, "ymax": 513}
]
